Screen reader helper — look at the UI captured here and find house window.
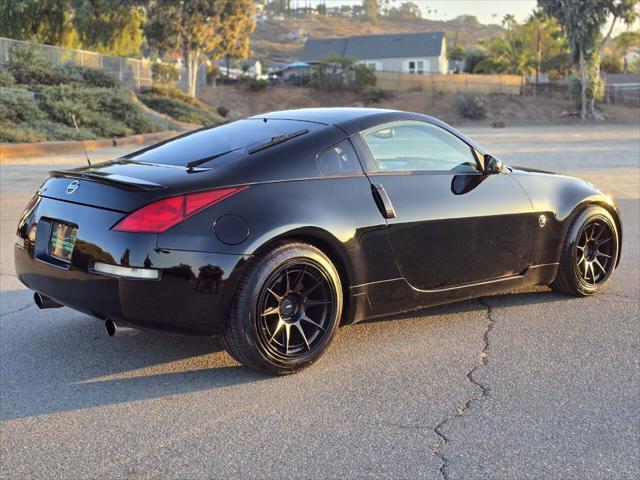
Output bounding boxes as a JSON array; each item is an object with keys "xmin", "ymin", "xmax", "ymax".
[
  {"xmin": 366, "ymin": 62, "xmax": 377, "ymax": 71},
  {"xmin": 417, "ymin": 60, "xmax": 424, "ymax": 74},
  {"xmin": 408, "ymin": 61, "xmax": 416, "ymax": 74}
]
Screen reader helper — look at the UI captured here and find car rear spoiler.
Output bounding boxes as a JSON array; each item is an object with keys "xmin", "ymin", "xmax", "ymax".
[{"xmin": 49, "ymin": 170, "xmax": 166, "ymax": 191}]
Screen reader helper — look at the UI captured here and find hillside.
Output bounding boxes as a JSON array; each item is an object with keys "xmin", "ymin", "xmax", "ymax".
[{"xmin": 251, "ymin": 16, "xmax": 505, "ymax": 64}]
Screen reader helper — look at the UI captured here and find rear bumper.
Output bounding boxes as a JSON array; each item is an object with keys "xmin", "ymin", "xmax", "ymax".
[{"xmin": 14, "ymin": 196, "xmax": 249, "ymax": 335}]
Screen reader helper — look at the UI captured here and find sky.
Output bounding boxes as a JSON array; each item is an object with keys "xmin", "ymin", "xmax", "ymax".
[{"xmin": 309, "ymin": 0, "xmax": 636, "ymax": 33}]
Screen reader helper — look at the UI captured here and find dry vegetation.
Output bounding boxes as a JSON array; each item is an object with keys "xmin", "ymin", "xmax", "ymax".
[
  {"xmin": 201, "ymin": 84, "xmax": 639, "ymax": 126},
  {"xmin": 251, "ymin": 16, "xmax": 505, "ymax": 63}
]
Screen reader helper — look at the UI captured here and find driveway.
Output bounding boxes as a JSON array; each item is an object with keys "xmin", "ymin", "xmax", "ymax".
[{"xmin": 1, "ymin": 124, "xmax": 638, "ymax": 479}]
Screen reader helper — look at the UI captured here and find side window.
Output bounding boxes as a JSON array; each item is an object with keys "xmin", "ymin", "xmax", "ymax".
[
  {"xmin": 317, "ymin": 140, "xmax": 361, "ymax": 176},
  {"xmin": 361, "ymin": 121, "xmax": 478, "ymax": 173}
]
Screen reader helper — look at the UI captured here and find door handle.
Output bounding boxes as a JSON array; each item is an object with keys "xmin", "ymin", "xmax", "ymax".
[{"xmin": 371, "ymin": 184, "xmax": 396, "ymax": 219}]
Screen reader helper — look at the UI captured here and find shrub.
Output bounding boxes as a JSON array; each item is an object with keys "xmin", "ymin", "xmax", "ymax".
[
  {"xmin": 455, "ymin": 93, "xmax": 487, "ymax": 119},
  {"xmin": 312, "ymin": 55, "xmax": 377, "ymax": 93},
  {"xmin": 0, "ymin": 90, "xmax": 46, "ymax": 124},
  {"xmin": 57, "ymin": 64, "xmax": 120, "ymax": 88},
  {"xmin": 39, "ymin": 85, "xmax": 156, "ymax": 138},
  {"xmin": 138, "ymin": 93, "xmax": 219, "ymax": 125},
  {"xmin": 0, "ymin": 124, "xmax": 45, "ymax": 143},
  {"xmin": 361, "ymin": 88, "xmax": 391, "ymax": 104},
  {"xmin": 142, "ymin": 84, "xmax": 197, "ymax": 104},
  {"xmin": 0, "ymin": 69, "xmax": 15, "ymax": 87},
  {"xmin": 152, "ymin": 63, "xmax": 180, "ymax": 83},
  {"xmin": 217, "ymin": 106, "xmax": 229, "ymax": 118},
  {"xmin": 242, "ymin": 77, "xmax": 269, "ymax": 91}
]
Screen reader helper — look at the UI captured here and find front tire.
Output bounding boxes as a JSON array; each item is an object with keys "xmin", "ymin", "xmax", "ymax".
[
  {"xmin": 551, "ymin": 205, "xmax": 619, "ymax": 296},
  {"xmin": 222, "ymin": 241, "xmax": 342, "ymax": 375}
]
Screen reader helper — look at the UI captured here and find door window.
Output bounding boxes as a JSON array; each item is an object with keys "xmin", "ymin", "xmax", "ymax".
[
  {"xmin": 408, "ymin": 61, "xmax": 416, "ymax": 74},
  {"xmin": 361, "ymin": 121, "xmax": 478, "ymax": 173}
]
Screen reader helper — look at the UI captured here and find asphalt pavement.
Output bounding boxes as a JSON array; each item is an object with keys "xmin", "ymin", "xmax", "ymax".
[{"xmin": 1, "ymin": 125, "xmax": 638, "ymax": 479}]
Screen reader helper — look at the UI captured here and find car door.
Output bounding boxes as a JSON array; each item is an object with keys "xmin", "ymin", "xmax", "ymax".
[{"xmin": 355, "ymin": 120, "xmax": 535, "ymax": 290}]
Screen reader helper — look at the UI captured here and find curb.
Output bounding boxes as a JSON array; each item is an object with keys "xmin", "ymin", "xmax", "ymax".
[{"xmin": 0, "ymin": 131, "xmax": 178, "ymax": 162}]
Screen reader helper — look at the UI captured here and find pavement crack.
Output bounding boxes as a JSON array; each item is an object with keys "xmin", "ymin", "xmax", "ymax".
[
  {"xmin": 431, "ymin": 297, "xmax": 495, "ymax": 480},
  {"xmin": 0, "ymin": 302, "xmax": 33, "ymax": 318}
]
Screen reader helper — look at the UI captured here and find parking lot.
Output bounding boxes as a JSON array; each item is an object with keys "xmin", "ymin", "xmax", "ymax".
[{"xmin": 1, "ymin": 125, "xmax": 638, "ymax": 479}]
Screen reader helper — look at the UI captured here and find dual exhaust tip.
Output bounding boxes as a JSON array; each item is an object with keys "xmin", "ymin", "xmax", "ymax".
[{"xmin": 33, "ymin": 292, "xmax": 137, "ymax": 337}]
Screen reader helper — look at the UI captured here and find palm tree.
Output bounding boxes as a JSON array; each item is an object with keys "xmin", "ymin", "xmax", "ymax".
[
  {"xmin": 526, "ymin": 8, "xmax": 549, "ymax": 95},
  {"xmin": 502, "ymin": 14, "xmax": 517, "ymax": 32}
]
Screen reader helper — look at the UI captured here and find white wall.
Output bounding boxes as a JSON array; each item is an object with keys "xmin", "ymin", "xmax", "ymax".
[{"xmin": 358, "ymin": 56, "xmax": 446, "ymax": 74}]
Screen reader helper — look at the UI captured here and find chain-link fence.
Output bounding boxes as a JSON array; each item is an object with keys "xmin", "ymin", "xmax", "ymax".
[
  {"xmin": 0, "ymin": 37, "xmax": 152, "ymax": 89},
  {"xmin": 522, "ymin": 81, "xmax": 640, "ymax": 107}
]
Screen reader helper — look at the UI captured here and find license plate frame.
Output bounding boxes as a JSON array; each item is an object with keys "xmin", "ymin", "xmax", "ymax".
[{"xmin": 48, "ymin": 222, "xmax": 77, "ymax": 262}]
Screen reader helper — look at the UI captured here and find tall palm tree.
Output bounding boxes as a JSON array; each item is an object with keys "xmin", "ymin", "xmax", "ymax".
[{"xmin": 502, "ymin": 13, "xmax": 517, "ymax": 32}]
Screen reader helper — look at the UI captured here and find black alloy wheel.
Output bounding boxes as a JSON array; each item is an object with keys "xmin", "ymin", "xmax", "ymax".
[
  {"xmin": 575, "ymin": 218, "xmax": 615, "ymax": 287},
  {"xmin": 551, "ymin": 205, "xmax": 619, "ymax": 296},
  {"xmin": 257, "ymin": 261, "xmax": 335, "ymax": 358},
  {"xmin": 221, "ymin": 242, "xmax": 342, "ymax": 375}
]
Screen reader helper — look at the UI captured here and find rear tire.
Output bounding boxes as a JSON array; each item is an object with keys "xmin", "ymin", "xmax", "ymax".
[
  {"xmin": 222, "ymin": 241, "xmax": 342, "ymax": 375},
  {"xmin": 550, "ymin": 205, "xmax": 619, "ymax": 296}
]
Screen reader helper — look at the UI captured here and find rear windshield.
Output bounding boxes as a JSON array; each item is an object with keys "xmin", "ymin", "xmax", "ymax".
[{"xmin": 125, "ymin": 118, "xmax": 317, "ymax": 166}]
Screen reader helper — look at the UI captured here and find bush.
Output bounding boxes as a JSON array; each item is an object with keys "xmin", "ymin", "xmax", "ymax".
[
  {"xmin": 0, "ymin": 90, "xmax": 46, "ymax": 124},
  {"xmin": 138, "ymin": 93, "xmax": 219, "ymax": 125},
  {"xmin": 242, "ymin": 77, "xmax": 269, "ymax": 91},
  {"xmin": 152, "ymin": 63, "xmax": 180, "ymax": 83},
  {"xmin": 39, "ymin": 85, "xmax": 157, "ymax": 138},
  {"xmin": 361, "ymin": 88, "xmax": 391, "ymax": 104},
  {"xmin": 57, "ymin": 64, "xmax": 120, "ymax": 88},
  {"xmin": 0, "ymin": 124, "xmax": 45, "ymax": 143},
  {"xmin": 455, "ymin": 93, "xmax": 486, "ymax": 119},
  {"xmin": 143, "ymin": 84, "xmax": 198, "ymax": 105},
  {"xmin": 0, "ymin": 69, "xmax": 15, "ymax": 87},
  {"xmin": 217, "ymin": 106, "xmax": 229, "ymax": 118},
  {"xmin": 312, "ymin": 55, "xmax": 377, "ymax": 93}
]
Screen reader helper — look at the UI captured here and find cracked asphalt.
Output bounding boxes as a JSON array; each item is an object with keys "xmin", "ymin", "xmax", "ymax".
[{"xmin": 1, "ymin": 125, "xmax": 639, "ymax": 479}]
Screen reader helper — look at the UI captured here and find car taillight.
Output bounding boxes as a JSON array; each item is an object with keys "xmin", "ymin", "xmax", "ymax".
[{"xmin": 113, "ymin": 186, "xmax": 247, "ymax": 233}]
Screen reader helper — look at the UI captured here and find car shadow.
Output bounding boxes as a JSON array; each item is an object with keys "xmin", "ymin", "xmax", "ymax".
[{"xmin": 0, "ymin": 285, "xmax": 614, "ymax": 421}]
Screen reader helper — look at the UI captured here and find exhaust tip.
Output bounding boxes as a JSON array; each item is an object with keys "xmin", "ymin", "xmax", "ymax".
[
  {"xmin": 34, "ymin": 292, "xmax": 62, "ymax": 309},
  {"xmin": 34, "ymin": 292, "xmax": 43, "ymax": 309},
  {"xmin": 105, "ymin": 319, "xmax": 116, "ymax": 336}
]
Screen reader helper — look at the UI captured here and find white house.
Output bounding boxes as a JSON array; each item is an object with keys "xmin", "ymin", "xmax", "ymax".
[{"xmin": 299, "ymin": 32, "xmax": 448, "ymax": 75}]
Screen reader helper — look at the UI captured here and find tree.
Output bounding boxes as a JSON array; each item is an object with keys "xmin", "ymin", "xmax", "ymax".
[
  {"xmin": 614, "ymin": 31, "xmax": 640, "ymax": 72},
  {"xmin": 363, "ymin": 0, "xmax": 378, "ymax": 23},
  {"xmin": 539, "ymin": 0, "xmax": 639, "ymax": 119},
  {"xmin": 448, "ymin": 45, "xmax": 465, "ymax": 61},
  {"xmin": 386, "ymin": 2, "xmax": 422, "ymax": 21},
  {"xmin": 72, "ymin": 1, "xmax": 145, "ymax": 57},
  {"xmin": 145, "ymin": 0, "xmax": 256, "ymax": 97},
  {"xmin": 502, "ymin": 13, "xmax": 517, "ymax": 32},
  {"xmin": 0, "ymin": 0, "xmax": 74, "ymax": 45}
]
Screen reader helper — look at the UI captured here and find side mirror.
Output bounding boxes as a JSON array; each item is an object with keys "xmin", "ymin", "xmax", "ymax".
[{"xmin": 483, "ymin": 154, "xmax": 504, "ymax": 174}]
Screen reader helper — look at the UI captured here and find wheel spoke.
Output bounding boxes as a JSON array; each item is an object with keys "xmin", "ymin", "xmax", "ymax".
[
  {"xmin": 302, "ymin": 278, "xmax": 323, "ymax": 297},
  {"xmin": 304, "ymin": 298, "xmax": 331, "ymax": 307},
  {"xmin": 300, "ymin": 313, "xmax": 326, "ymax": 332},
  {"xmin": 292, "ymin": 266, "xmax": 306, "ymax": 292},
  {"xmin": 284, "ymin": 269, "xmax": 291, "ymax": 293},
  {"xmin": 593, "ymin": 258, "xmax": 606, "ymax": 275},
  {"xmin": 576, "ymin": 245, "xmax": 585, "ymax": 252},
  {"xmin": 266, "ymin": 288, "xmax": 283, "ymax": 302},
  {"xmin": 294, "ymin": 322, "xmax": 310, "ymax": 350},
  {"xmin": 284, "ymin": 324, "xmax": 291, "ymax": 354},
  {"xmin": 597, "ymin": 236, "xmax": 612, "ymax": 245},
  {"xmin": 269, "ymin": 319, "xmax": 285, "ymax": 342},
  {"xmin": 261, "ymin": 306, "xmax": 280, "ymax": 317},
  {"xmin": 596, "ymin": 251, "xmax": 612, "ymax": 259},
  {"xmin": 588, "ymin": 262, "xmax": 596, "ymax": 283}
]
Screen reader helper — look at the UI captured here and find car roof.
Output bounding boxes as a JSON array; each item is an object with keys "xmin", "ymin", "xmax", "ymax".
[
  {"xmin": 250, "ymin": 107, "xmax": 399, "ymax": 127},
  {"xmin": 250, "ymin": 108, "xmax": 487, "ymax": 155}
]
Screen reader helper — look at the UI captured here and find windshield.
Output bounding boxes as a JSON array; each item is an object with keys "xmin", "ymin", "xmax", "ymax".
[{"xmin": 125, "ymin": 118, "xmax": 318, "ymax": 166}]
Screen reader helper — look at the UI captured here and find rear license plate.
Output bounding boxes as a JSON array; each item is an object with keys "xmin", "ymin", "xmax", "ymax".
[{"xmin": 49, "ymin": 222, "xmax": 77, "ymax": 262}]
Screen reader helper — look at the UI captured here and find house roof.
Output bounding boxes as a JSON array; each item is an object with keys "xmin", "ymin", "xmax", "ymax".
[{"xmin": 299, "ymin": 32, "xmax": 445, "ymax": 63}]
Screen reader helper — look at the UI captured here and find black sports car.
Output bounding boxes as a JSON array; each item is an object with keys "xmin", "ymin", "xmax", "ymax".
[{"xmin": 15, "ymin": 108, "xmax": 621, "ymax": 374}]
